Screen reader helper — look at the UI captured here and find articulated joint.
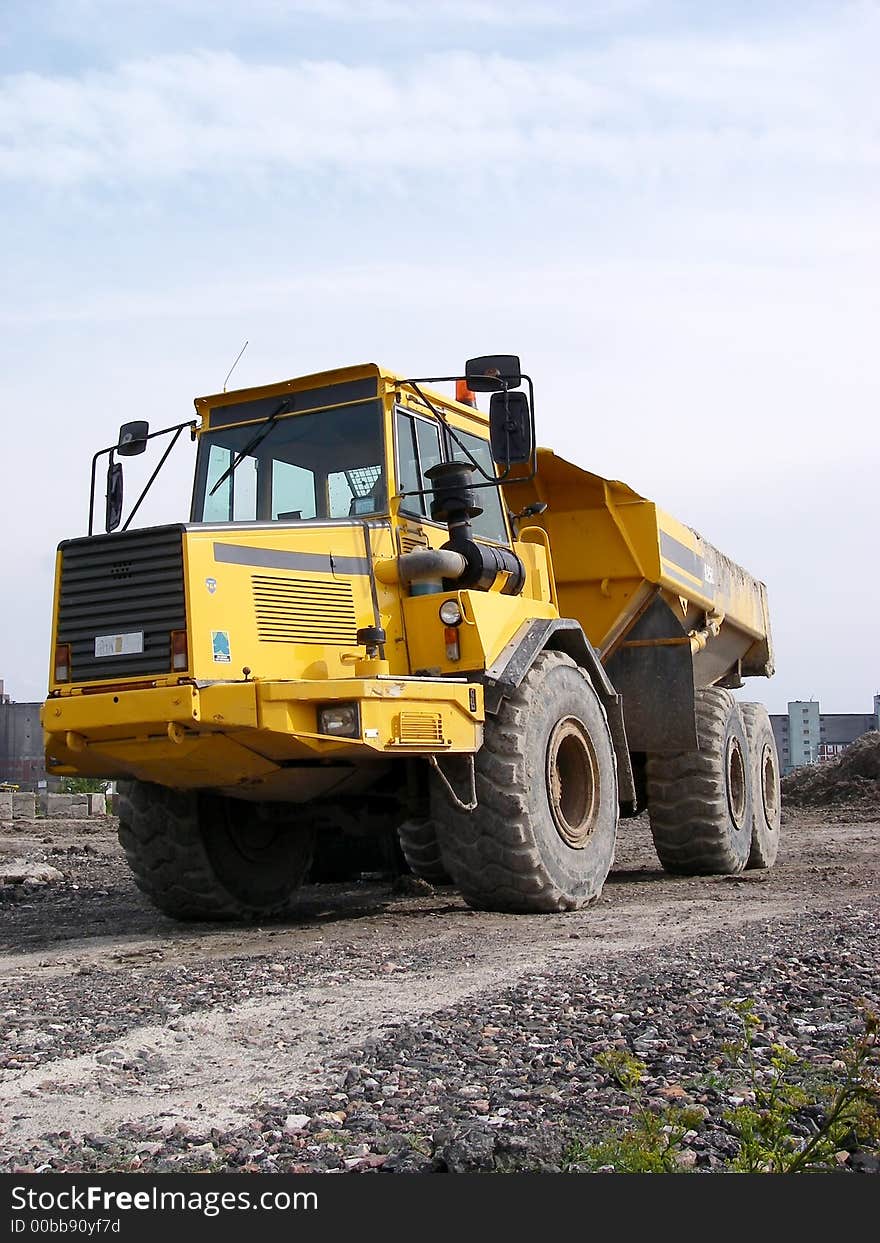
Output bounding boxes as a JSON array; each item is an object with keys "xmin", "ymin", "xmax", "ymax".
[{"xmin": 689, "ymin": 609, "xmax": 725, "ymax": 654}]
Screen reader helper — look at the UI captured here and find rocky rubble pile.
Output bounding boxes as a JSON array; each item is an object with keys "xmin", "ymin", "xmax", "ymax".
[
  {"xmin": 782, "ymin": 731, "xmax": 880, "ymax": 809},
  {"xmin": 0, "ymin": 860, "xmax": 64, "ymax": 887}
]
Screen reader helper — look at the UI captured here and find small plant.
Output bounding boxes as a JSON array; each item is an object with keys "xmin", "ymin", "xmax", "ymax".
[
  {"xmin": 404, "ymin": 1132, "xmax": 432, "ymax": 1156},
  {"xmin": 564, "ymin": 1050, "xmax": 705, "ymax": 1173},
  {"xmin": 594, "ymin": 1048, "xmax": 645, "ymax": 1093},
  {"xmin": 563, "ymin": 1003, "xmax": 879, "ymax": 1174},
  {"xmin": 312, "ymin": 1130, "xmax": 350, "ymax": 1146},
  {"xmin": 723, "ymin": 1000, "xmax": 879, "ymax": 1172}
]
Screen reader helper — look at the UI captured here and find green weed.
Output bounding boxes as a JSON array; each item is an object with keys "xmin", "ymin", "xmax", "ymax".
[{"xmin": 563, "ymin": 1002, "xmax": 879, "ymax": 1174}]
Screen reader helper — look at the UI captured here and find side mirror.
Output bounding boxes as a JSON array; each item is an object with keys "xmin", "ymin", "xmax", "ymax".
[
  {"xmin": 489, "ymin": 390, "xmax": 533, "ymax": 467},
  {"xmin": 117, "ymin": 420, "xmax": 150, "ymax": 457},
  {"xmin": 105, "ymin": 460, "xmax": 124, "ymax": 532},
  {"xmin": 465, "ymin": 354, "xmax": 522, "ymax": 393}
]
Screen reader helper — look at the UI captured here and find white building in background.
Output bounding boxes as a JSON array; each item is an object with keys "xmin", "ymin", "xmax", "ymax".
[{"xmin": 770, "ymin": 695, "xmax": 880, "ymax": 775}]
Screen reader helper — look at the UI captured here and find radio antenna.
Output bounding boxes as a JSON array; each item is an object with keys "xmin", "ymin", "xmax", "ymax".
[{"xmin": 223, "ymin": 340, "xmax": 249, "ymax": 392}]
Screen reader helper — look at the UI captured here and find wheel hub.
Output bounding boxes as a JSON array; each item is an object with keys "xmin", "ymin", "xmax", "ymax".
[
  {"xmin": 223, "ymin": 804, "xmax": 284, "ymax": 862},
  {"xmin": 546, "ymin": 717, "xmax": 599, "ymax": 849},
  {"xmin": 760, "ymin": 742, "xmax": 779, "ymax": 827},
  {"xmin": 725, "ymin": 736, "xmax": 747, "ymax": 829}
]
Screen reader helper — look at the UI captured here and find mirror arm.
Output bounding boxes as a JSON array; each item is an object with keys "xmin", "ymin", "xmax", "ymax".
[
  {"xmin": 87, "ymin": 419, "xmax": 197, "ymax": 536},
  {"xmin": 121, "ymin": 424, "xmax": 187, "ymax": 532},
  {"xmin": 104, "ymin": 449, "xmax": 120, "ymax": 534},
  {"xmin": 398, "ymin": 373, "xmax": 539, "ymax": 501},
  {"xmin": 88, "ymin": 446, "xmax": 112, "ymax": 536},
  {"xmin": 398, "ymin": 379, "xmax": 451, "ymax": 428}
]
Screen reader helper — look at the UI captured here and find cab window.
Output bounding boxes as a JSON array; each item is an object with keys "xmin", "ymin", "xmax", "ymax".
[
  {"xmin": 193, "ymin": 400, "xmax": 385, "ymax": 522},
  {"xmin": 272, "ymin": 461, "xmax": 316, "ymax": 521},
  {"xmin": 395, "ymin": 409, "xmax": 442, "ymax": 519},
  {"xmin": 203, "ymin": 445, "xmax": 258, "ymax": 522}
]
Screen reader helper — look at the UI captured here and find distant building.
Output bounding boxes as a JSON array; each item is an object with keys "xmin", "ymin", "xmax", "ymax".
[
  {"xmin": 0, "ymin": 680, "xmax": 49, "ymax": 790},
  {"xmin": 770, "ymin": 695, "xmax": 880, "ymax": 775}
]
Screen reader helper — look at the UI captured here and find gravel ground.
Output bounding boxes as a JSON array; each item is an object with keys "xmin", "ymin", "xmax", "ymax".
[{"xmin": 1, "ymin": 807, "xmax": 878, "ymax": 1174}]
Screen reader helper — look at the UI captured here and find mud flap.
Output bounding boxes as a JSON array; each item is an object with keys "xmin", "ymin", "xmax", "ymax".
[{"xmin": 604, "ymin": 596, "xmax": 697, "ymax": 753}]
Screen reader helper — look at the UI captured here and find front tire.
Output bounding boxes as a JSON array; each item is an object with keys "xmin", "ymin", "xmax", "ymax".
[
  {"xmin": 117, "ymin": 781, "xmax": 315, "ymax": 920},
  {"xmin": 432, "ymin": 650, "xmax": 619, "ymax": 913},
  {"xmin": 646, "ymin": 688, "xmax": 753, "ymax": 875}
]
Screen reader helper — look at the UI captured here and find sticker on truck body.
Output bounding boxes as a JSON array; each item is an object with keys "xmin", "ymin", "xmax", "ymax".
[
  {"xmin": 211, "ymin": 630, "xmax": 231, "ymax": 663},
  {"xmin": 95, "ymin": 632, "xmax": 144, "ymax": 657}
]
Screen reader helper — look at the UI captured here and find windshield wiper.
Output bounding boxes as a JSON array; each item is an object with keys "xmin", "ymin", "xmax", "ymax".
[{"xmin": 208, "ymin": 398, "xmax": 291, "ymax": 497}]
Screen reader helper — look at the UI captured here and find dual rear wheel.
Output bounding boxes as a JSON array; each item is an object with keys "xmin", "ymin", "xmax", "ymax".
[
  {"xmin": 740, "ymin": 701, "xmax": 782, "ymax": 869},
  {"xmin": 646, "ymin": 689, "xmax": 780, "ymax": 875}
]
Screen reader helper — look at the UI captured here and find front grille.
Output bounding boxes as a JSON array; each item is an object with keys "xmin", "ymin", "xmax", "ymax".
[
  {"xmin": 396, "ymin": 711, "xmax": 444, "ymax": 745},
  {"xmin": 252, "ymin": 575, "xmax": 357, "ymax": 644},
  {"xmin": 57, "ymin": 526, "xmax": 186, "ymax": 683}
]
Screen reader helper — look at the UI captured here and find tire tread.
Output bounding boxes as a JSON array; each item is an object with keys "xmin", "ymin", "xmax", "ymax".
[
  {"xmin": 433, "ymin": 651, "xmax": 617, "ymax": 913},
  {"xmin": 646, "ymin": 688, "xmax": 752, "ymax": 875},
  {"xmin": 117, "ymin": 780, "xmax": 300, "ymax": 920}
]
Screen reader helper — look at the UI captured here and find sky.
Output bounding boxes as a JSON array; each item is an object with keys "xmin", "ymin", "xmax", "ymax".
[{"xmin": 0, "ymin": 0, "xmax": 878, "ymax": 713}]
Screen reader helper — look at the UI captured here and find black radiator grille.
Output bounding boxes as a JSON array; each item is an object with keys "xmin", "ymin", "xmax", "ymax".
[{"xmin": 57, "ymin": 526, "xmax": 186, "ymax": 683}]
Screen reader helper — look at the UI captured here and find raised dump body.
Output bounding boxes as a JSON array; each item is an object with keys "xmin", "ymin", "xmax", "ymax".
[
  {"xmin": 42, "ymin": 353, "xmax": 781, "ymax": 920},
  {"xmin": 506, "ymin": 450, "xmax": 773, "ymax": 752}
]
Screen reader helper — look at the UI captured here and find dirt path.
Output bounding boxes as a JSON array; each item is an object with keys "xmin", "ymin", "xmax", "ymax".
[{"xmin": 1, "ymin": 808, "xmax": 876, "ymax": 1157}]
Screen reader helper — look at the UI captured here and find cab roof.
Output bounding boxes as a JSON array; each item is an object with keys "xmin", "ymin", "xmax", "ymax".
[{"xmin": 194, "ymin": 362, "xmax": 489, "ymax": 429}]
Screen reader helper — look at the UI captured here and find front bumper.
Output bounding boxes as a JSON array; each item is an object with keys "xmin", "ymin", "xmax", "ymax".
[{"xmin": 41, "ymin": 677, "xmax": 484, "ymax": 790}]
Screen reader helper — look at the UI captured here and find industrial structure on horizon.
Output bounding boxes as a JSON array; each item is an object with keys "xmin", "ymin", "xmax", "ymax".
[
  {"xmin": 0, "ymin": 681, "xmax": 49, "ymax": 789},
  {"xmin": 770, "ymin": 695, "xmax": 880, "ymax": 775}
]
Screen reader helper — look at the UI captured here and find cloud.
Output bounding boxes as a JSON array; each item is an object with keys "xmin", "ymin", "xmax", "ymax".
[
  {"xmin": 37, "ymin": 0, "xmax": 644, "ymax": 33},
  {"xmin": 2, "ymin": 8, "xmax": 878, "ymax": 187}
]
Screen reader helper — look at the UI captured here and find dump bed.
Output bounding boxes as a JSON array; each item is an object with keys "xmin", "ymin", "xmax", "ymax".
[{"xmin": 507, "ymin": 449, "xmax": 773, "ymax": 692}]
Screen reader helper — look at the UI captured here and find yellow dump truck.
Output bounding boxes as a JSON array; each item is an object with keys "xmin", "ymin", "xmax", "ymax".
[{"xmin": 42, "ymin": 355, "xmax": 780, "ymax": 918}]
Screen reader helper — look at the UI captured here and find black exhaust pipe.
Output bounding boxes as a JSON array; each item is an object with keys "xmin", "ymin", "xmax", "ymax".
[{"xmin": 425, "ymin": 461, "xmax": 525, "ymax": 596}]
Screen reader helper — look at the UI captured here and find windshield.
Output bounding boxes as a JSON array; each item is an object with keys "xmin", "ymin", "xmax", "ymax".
[{"xmin": 191, "ymin": 401, "xmax": 386, "ymax": 523}]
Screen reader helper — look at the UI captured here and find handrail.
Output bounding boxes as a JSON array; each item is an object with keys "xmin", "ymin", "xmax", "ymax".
[{"xmin": 518, "ymin": 525, "xmax": 558, "ymax": 611}]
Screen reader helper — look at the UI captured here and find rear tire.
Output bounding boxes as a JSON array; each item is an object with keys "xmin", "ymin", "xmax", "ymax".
[
  {"xmin": 740, "ymin": 702, "xmax": 781, "ymax": 869},
  {"xmin": 117, "ymin": 780, "xmax": 315, "ymax": 920},
  {"xmin": 432, "ymin": 650, "xmax": 618, "ymax": 912},
  {"xmin": 646, "ymin": 688, "xmax": 752, "ymax": 875},
  {"xmin": 397, "ymin": 818, "xmax": 450, "ymax": 883}
]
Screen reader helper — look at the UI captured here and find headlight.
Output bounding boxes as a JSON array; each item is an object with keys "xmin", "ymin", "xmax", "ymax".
[
  {"xmin": 439, "ymin": 599, "xmax": 462, "ymax": 626},
  {"xmin": 317, "ymin": 702, "xmax": 361, "ymax": 738}
]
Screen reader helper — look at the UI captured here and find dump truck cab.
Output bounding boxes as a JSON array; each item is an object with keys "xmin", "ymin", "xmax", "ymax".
[
  {"xmin": 187, "ymin": 361, "xmax": 556, "ymax": 691},
  {"xmin": 44, "ymin": 362, "xmax": 557, "ymax": 800},
  {"xmin": 42, "ymin": 354, "xmax": 780, "ymax": 921}
]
